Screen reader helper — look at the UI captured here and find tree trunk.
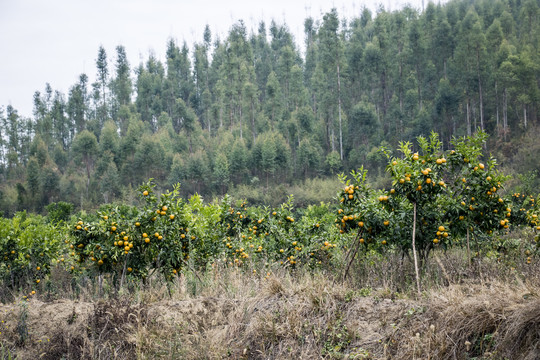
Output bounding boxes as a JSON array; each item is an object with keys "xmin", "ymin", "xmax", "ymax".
[
  {"xmin": 412, "ymin": 202, "xmax": 421, "ymax": 297},
  {"xmin": 478, "ymin": 78, "xmax": 484, "ymax": 131},
  {"xmin": 251, "ymin": 100, "xmax": 256, "ymax": 143},
  {"xmin": 337, "ymin": 63, "xmax": 343, "ymax": 160},
  {"xmin": 466, "ymin": 98, "xmax": 471, "ymax": 136},
  {"xmin": 477, "ymin": 50, "xmax": 484, "ymax": 131},
  {"xmin": 238, "ymin": 94, "xmax": 243, "ymax": 139},
  {"xmin": 523, "ymin": 104, "xmax": 527, "ymax": 128},
  {"xmin": 467, "ymin": 227, "xmax": 471, "ymax": 268},
  {"xmin": 503, "ymin": 88, "xmax": 508, "ymax": 141}
]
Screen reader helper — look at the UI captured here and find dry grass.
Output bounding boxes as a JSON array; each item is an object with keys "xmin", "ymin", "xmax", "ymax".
[
  {"xmin": 386, "ymin": 280, "xmax": 540, "ymax": 359},
  {"xmin": 1, "ymin": 252, "xmax": 540, "ymax": 359}
]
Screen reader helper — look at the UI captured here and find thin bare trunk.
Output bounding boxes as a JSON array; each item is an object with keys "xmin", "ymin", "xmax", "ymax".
[
  {"xmin": 337, "ymin": 63, "xmax": 343, "ymax": 160},
  {"xmin": 251, "ymin": 100, "xmax": 256, "ymax": 143},
  {"xmin": 467, "ymin": 227, "xmax": 471, "ymax": 268},
  {"xmin": 477, "ymin": 50, "xmax": 484, "ymax": 131},
  {"xmin": 495, "ymin": 81, "xmax": 499, "ymax": 131},
  {"xmin": 478, "ymin": 79, "xmax": 484, "ymax": 131},
  {"xmin": 503, "ymin": 88, "xmax": 508, "ymax": 141},
  {"xmin": 330, "ymin": 119, "xmax": 335, "ymax": 153},
  {"xmin": 412, "ymin": 202, "xmax": 421, "ymax": 297},
  {"xmin": 342, "ymin": 229, "xmax": 364, "ymax": 282},
  {"xmin": 120, "ymin": 256, "xmax": 127, "ymax": 289},
  {"xmin": 466, "ymin": 98, "xmax": 471, "ymax": 136},
  {"xmin": 239, "ymin": 95, "xmax": 243, "ymax": 139}
]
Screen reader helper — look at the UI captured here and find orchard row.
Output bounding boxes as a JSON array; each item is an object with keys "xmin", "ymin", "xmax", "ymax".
[{"xmin": 1, "ymin": 132, "xmax": 539, "ymax": 297}]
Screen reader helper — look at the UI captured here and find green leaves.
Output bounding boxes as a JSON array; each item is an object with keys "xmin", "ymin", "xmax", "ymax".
[{"xmin": 336, "ymin": 131, "xmax": 532, "ymax": 265}]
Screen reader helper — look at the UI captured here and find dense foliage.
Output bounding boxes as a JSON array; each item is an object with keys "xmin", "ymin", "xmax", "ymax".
[
  {"xmin": 1, "ymin": 132, "xmax": 539, "ymax": 301},
  {"xmin": 1, "ymin": 0, "xmax": 539, "ymax": 215}
]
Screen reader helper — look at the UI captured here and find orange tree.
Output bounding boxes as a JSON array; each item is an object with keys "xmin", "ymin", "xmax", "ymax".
[
  {"xmin": 335, "ymin": 167, "xmax": 400, "ymax": 280},
  {"xmin": 0, "ymin": 212, "xmax": 64, "ymax": 297},
  {"xmin": 70, "ymin": 181, "xmax": 191, "ymax": 286},
  {"xmin": 508, "ymin": 192, "xmax": 540, "ymax": 263},
  {"xmin": 217, "ymin": 195, "xmax": 339, "ymax": 268},
  {"xmin": 337, "ymin": 132, "xmax": 523, "ymax": 293},
  {"xmin": 441, "ymin": 132, "xmax": 512, "ymax": 261}
]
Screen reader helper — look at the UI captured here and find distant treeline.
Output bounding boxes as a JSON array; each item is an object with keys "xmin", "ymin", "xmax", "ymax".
[{"xmin": 0, "ymin": 0, "xmax": 539, "ymax": 214}]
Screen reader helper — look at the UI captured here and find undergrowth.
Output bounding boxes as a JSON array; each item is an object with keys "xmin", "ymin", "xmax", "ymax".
[{"xmin": 0, "ymin": 247, "xmax": 539, "ymax": 359}]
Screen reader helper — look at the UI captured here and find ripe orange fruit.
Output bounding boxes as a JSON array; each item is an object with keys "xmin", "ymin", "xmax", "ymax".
[
  {"xmin": 170, "ymin": 214, "xmax": 175, "ymax": 220},
  {"xmin": 145, "ymin": 238, "xmax": 150, "ymax": 243},
  {"xmin": 143, "ymin": 190, "xmax": 149, "ymax": 196}
]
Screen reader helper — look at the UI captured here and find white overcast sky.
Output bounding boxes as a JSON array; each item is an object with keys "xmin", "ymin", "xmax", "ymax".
[{"xmin": 0, "ymin": 0, "xmax": 433, "ymax": 118}]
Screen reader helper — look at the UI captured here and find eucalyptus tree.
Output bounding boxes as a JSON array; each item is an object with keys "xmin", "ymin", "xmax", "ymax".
[
  {"xmin": 95, "ymin": 45, "xmax": 109, "ymax": 126},
  {"xmin": 67, "ymin": 74, "xmax": 90, "ymax": 133},
  {"xmin": 317, "ymin": 8, "xmax": 345, "ymax": 160},
  {"xmin": 72, "ymin": 129, "xmax": 98, "ymax": 195},
  {"xmin": 110, "ymin": 45, "xmax": 132, "ymax": 120}
]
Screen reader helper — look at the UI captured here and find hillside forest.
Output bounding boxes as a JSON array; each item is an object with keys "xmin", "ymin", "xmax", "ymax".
[{"xmin": 1, "ymin": 0, "xmax": 539, "ymax": 215}]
